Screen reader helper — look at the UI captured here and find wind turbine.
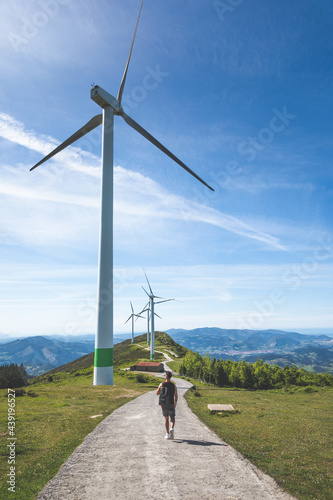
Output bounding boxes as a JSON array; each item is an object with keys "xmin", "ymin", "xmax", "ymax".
[
  {"xmin": 139, "ymin": 301, "xmax": 161, "ymax": 346},
  {"xmin": 29, "ymin": 1, "xmax": 214, "ymax": 385},
  {"xmin": 141, "ymin": 271, "xmax": 173, "ymax": 360},
  {"xmin": 124, "ymin": 301, "xmax": 143, "ymax": 344}
]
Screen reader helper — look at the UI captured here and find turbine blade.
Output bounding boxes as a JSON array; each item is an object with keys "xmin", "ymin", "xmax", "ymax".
[
  {"xmin": 143, "ymin": 269, "xmax": 153, "ymax": 295},
  {"xmin": 130, "ymin": 301, "xmax": 134, "ymax": 314},
  {"xmin": 155, "ymin": 298, "xmax": 174, "ymax": 304},
  {"xmin": 138, "ymin": 302, "xmax": 150, "ymax": 315},
  {"xmin": 141, "ymin": 285, "xmax": 150, "ymax": 297},
  {"xmin": 124, "ymin": 314, "xmax": 133, "ymax": 324},
  {"xmin": 154, "ymin": 313, "xmax": 162, "ymax": 319},
  {"xmin": 120, "ymin": 111, "xmax": 214, "ymax": 191},
  {"xmin": 117, "ymin": 0, "xmax": 144, "ymax": 105},
  {"xmin": 30, "ymin": 114, "xmax": 103, "ymax": 171},
  {"xmin": 138, "ymin": 307, "xmax": 148, "ymax": 315}
]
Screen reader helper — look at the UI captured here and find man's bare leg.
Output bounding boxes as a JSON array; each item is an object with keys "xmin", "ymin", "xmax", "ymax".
[
  {"xmin": 165, "ymin": 417, "xmax": 170, "ymax": 433},
  {"xmin": 170, "ymin": 417, "xmax": 175, "ymax": 430}
]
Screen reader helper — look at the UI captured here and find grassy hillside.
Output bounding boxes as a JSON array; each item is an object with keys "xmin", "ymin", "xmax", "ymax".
[
  {"xmin": 0, "ymin": 333, "xmax": 179, "ymax": 500},
  {"xmin": 1, "ymin": 332, "xmax": 331, "ymax": 500},
  {"xmin": 37, "ymin": 331, "xmax": 187, "ymax": 377}
]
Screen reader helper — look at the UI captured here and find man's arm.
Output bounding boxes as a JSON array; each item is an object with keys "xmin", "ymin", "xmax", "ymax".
[
  {"xmin": 174, "ymin": 385, "xmax": 178, "ymax": 407},
  {"xmin": 156, "ymin": 383, "xmax": 162, "ymax": 395}
]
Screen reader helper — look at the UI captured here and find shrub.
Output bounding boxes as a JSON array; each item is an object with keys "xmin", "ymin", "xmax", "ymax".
[
  {"xmin": 0, "ymin": 363, "xmax": 28, "ymax": 389},
  {"xmin": 15, "ymin": 388, "xmax": 27, "ymax": 397},
  {"xmin": 27, "ymin": 390, "xmax": 39, "ymax": 397},
  {"xmin": 303, "ymin": 386, "xmax": 318, "ymax": 393}
]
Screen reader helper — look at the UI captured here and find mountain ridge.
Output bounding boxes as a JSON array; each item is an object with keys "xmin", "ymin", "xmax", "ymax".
[
  {"xmin": 1, "ymin": 328, "xmax": 333, "ymax": 376},
  {"xmin": 167, "ymin": 327, "xmax": 333, "ymax": 373}
]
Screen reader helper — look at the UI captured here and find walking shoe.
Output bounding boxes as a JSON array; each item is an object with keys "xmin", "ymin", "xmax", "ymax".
[
  {"xmin": 165, "ymin": 433, "xmax": 170, "ymax": 439},
  {"xmin": 170, "ymin": 428, "xmax": 174, "ymax": 440}
]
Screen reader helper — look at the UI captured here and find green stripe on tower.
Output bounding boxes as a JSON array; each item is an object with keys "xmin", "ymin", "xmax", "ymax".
[{"xmin": 94, "ymin": 348, "xmax": 113, "ymax": 367}]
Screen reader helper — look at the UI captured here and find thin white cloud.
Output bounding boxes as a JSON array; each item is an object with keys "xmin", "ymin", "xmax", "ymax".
[
  {"xmin": 0, "ymin": 113, "xmax": 101, "ymax": 176},
  {"xmin": 0, "ymin": 113, "xmax": 285, "ymax": 250},
  {"xmin": 114, "ymin": 167, "xmax": 286, "ymax": 249}
]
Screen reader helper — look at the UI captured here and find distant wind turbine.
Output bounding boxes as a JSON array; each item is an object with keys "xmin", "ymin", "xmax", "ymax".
[
  {"xmin": 29, "ymin": 0, "xmax": 214, "ymax": 385},
  {"xmin": 141, "ymin": 271, "xmax": 173, "ymax": 360},
  {"xmin": 139, "ymin": 301, "xmax": 161, "ymax": 346},
  {"xmin": 125, "ymin": 302, "xmax": 143, "ymax": 344}
]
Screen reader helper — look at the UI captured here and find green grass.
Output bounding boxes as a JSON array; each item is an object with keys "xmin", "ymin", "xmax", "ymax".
[
  {"xmin": 0, "ymin": 339, "xmax": 163, "ymax": 500},
  {"xmin": 185, "ymin": 382, "xmax": 333, "ymax": 500},
  {"xmin": 4, "ymin": 331, "xmax": 331, "ymax": 500},
  {"xmin": 167, "ymin": 358, "xmax": 184, "ymax": 372}
]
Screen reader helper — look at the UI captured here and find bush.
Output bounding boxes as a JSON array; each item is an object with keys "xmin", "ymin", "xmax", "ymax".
[
  {"xmin": 136, "ymin": 374, "xmax": 149, "ymax": 383},
  {"xmin": 15, "ymin": 388, "xmax": 27, "ymax": 397},
  {"xmin": 3, "ymin": 388, "xmax": 26, "ymax": 397},
  {"xmin": 0, "ymin": 363, "xmax": 28, "ymax": 389},
  {"xmin": 303, "ymin": 386, "xmax": 318, "ymax": 393},
  {"xmin": 27, "ymin": 390, "xmax": 39, "ymax": 397}
]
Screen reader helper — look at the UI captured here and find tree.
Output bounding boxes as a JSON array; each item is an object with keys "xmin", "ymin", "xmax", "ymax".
[
  {"xmin": 271, "ymin": 364, "xmax": 284, "ymax": 388},
  {"xmin": 214, "ymin": 361, "xmax": 228, "ymax": 387},
  {"xmin": 229, "ymin": 362, "xmax": 241, "ymax": 387},
  {"xmin": 253, "ymin": 359, "xmax": 271, "ymax": 389},
  {"xmin": 238, "ymin": 361, "xmax": 254, "ymax": 389},
  {"xmin": 0, "ymin": 363, "xmax": 28, "ymax": 389},
  {"xmin": 283, "ymin": 365, "xmax": 298, "ymax": 386}
]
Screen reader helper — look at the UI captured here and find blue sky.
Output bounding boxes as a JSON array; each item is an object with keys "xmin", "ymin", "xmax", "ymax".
[{"xmin": 0, "ymin": 0, "xmax": 332, "ymax": 337}]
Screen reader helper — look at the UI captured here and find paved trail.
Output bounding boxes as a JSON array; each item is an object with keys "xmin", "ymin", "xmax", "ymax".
[{"xmin": 37, "ymin": 373, "xmax": 296, "ymax": 500}]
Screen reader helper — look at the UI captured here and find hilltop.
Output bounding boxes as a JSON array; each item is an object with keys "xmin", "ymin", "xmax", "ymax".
[
  {"xmin": 1, "ymin": 331, "xmax": 332, "ymax": 500},
  {"xmin": 33, "ymin": 332, "xmax": 188, "ymax": 381},
  {"xmin": 0, "ymin": 332, "xmax": 187, "ymax": 376},
  {"xmin": 2, "ymin": 327, "xmax": 332, "ymax": 376}
]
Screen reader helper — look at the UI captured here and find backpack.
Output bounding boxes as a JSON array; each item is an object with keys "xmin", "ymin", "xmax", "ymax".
[{"xmin": 159, "ymin": 382, "xmax": 175, "ymax": 406}]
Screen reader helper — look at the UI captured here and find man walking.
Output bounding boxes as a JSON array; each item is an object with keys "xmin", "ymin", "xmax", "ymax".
[{"xmin": 156, "ymin": 371, "xmax": 178, "ymax": 440}]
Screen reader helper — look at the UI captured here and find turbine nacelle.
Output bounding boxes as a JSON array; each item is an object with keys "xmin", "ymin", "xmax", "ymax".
[{"xmin": 90, "ymin": 86, "xmax": 122, "ymax": 114}]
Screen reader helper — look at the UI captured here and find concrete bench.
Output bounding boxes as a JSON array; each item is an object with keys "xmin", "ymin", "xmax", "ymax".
[{"xmin": 208, "ymin": 404, "xmax": 235, "ymax": 412}]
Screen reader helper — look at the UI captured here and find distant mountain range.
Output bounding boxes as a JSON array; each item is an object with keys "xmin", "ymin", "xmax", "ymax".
[
  {"xmin": 0, "ymin": 334, "xmax": 130, "ymax": 376},
  {"xmin": 1, "ymin": 328, "xmax": 333, "ymax": 376},
  {"xmin": 167, "ymin": 328, "xmax": 333, "ymax": 374}
]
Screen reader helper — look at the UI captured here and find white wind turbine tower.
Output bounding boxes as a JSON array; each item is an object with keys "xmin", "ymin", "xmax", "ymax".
[
  {"xmin": 141, "ymin": 272, "xmax": 173, "ymax": 360},
  {"xmin": 125, "ymin": 302, "xmax": 143, "ymax": 344},
  {"xmin": 140, "ymin": 301, "xmax": 161, "ymax": 346},
  {"xmin": 29, "ymin": 0, "xmax": 213, "ymax": 385}
]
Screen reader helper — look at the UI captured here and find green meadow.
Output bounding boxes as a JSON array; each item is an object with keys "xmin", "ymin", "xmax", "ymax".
[
  {"xmin": 0, "ymin": 337, "xmax": 163, "ymax": 500},
  {"xmin": 185, "ymin": 382, "xmax": 333, "ymax": 500},
  {"xmin": 1, "ymin": 333, "xmax": 332, "ymax": 499}
]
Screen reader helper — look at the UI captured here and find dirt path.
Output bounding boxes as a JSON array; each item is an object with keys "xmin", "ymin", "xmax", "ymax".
[{"xmin": 37, "ymin": 376, "xmax": 296, "ymax": 500}]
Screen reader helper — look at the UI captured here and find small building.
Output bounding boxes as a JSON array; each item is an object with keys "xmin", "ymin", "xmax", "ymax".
[{"xmin": 130, "ymin": 362, "xmax": 164, "ymax": 373}]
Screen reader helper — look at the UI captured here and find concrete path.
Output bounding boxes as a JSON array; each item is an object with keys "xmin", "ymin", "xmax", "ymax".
[{"xmin": 37, "ymin": 376, "xmax": 296, "ymax": 500}]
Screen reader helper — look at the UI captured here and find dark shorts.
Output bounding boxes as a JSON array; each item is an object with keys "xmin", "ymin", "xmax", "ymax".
[{"xmin": 161, "ymin": 405, "xmax": 175, "ymax": 418}]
